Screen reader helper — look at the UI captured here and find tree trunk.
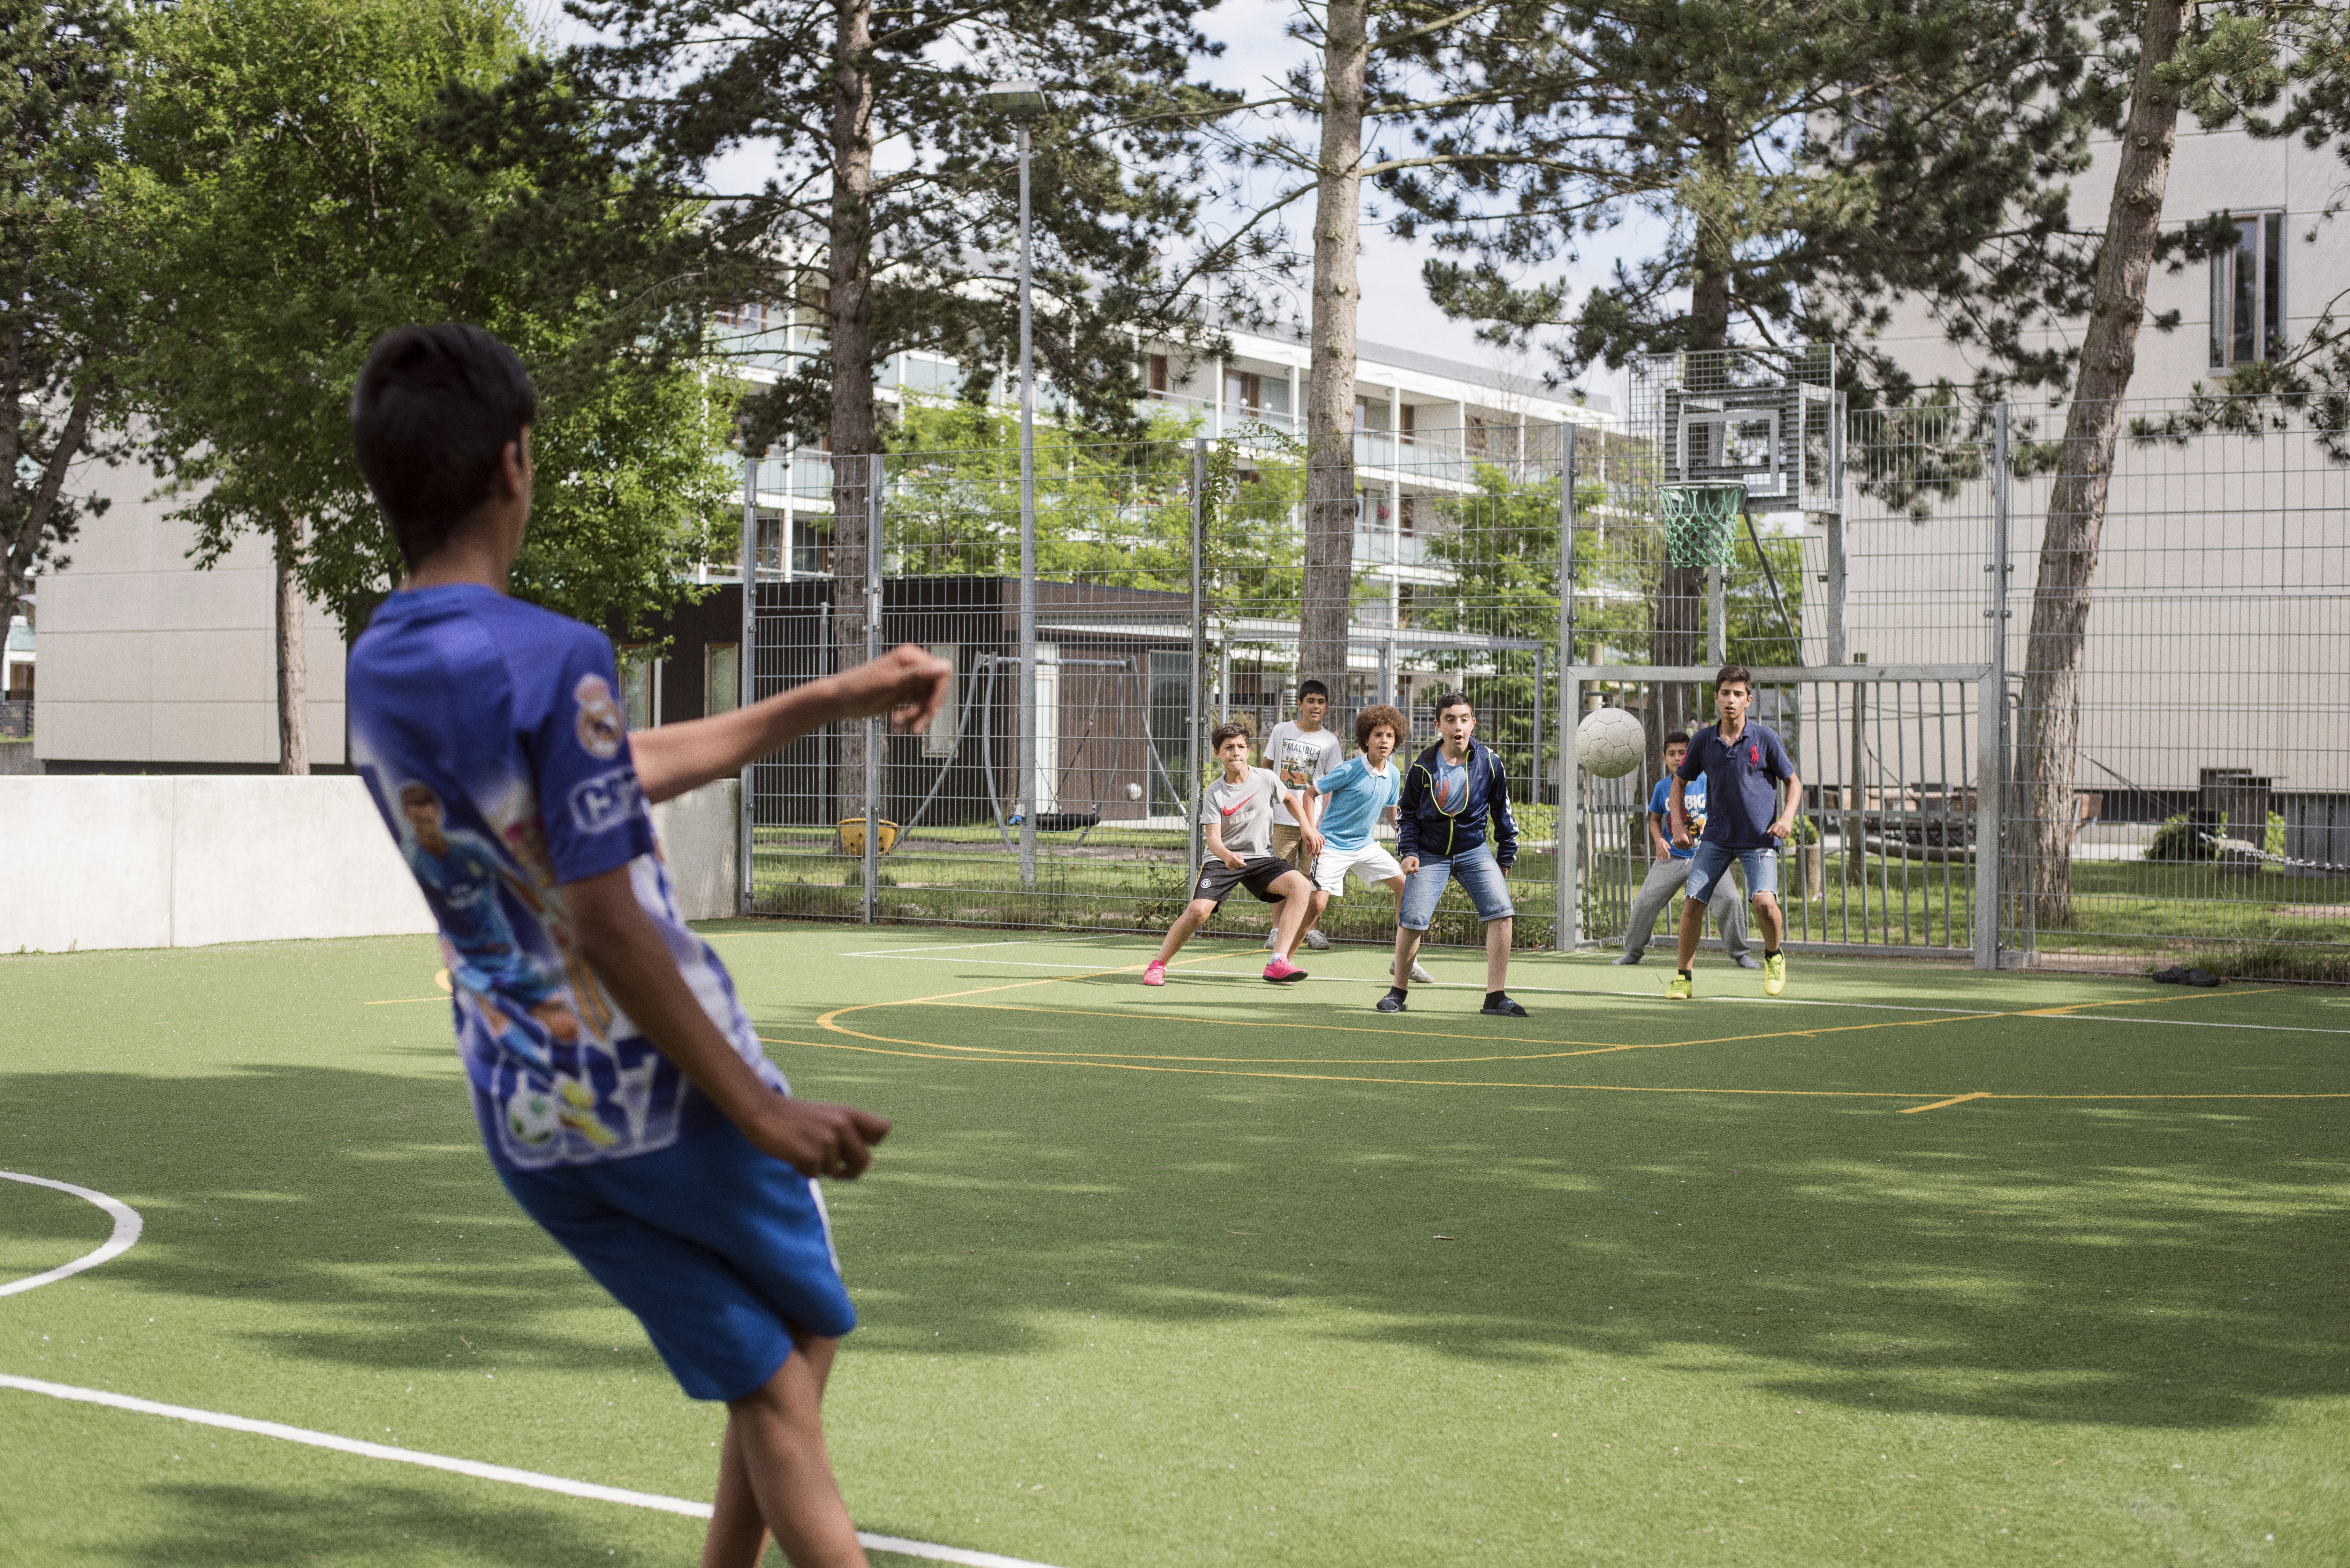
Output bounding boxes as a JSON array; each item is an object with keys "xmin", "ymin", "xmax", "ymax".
[
  {"xmin": 1299, "ymin": 0, "xmax": 1368, "ymax": 702},
  {"xmin": 829, "ymin": 0, "xmax": 876, "ymax": 818},
  {"xmin": 2017, "ymin": 0, "xmax": 2186, "ymax": 930},
  {"xmin": 275, "ymin": 513, "xmax": 310, "ymax": 775},
  {"xmin": 1649, "ymin": 163, "xmax": 1734, "ymax": 745}
]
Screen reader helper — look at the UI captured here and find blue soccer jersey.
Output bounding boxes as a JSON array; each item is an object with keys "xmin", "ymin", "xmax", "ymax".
[
  {"xmin": 1313, "ymin": 754, "xmax": 1400, "ymax": 852},
  {"xmin": 348, "ymin": 584, "xmax": 786, "ymax": 1170}
]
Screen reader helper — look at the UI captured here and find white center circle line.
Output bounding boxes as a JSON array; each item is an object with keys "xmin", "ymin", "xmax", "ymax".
[{"xmin": 0, "ymin": 1171, "xmax": 143, "ymax": 1298}]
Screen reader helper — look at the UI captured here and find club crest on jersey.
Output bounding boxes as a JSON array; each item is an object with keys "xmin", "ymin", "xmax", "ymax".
[{"xmin": 574, "ymin": 674, "xmax": 624, "ymax": 758}]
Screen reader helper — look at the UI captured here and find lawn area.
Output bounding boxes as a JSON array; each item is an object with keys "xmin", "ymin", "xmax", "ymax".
[{"xmin": 4, "ymin": 926, "xmax": 2348, "ymax": 1566}]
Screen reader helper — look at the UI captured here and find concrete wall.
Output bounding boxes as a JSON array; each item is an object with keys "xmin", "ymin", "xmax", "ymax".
[
  {"xmin": 0, "ymin": 774, "xmax": 743, "ymax": 954},
  {"xmin": 0, "ymin": 776, "xmax": 429, "ymax": 953},
  {"xmin": 652, "ymin": 779, "xmax": 741, "ymax": 922}
]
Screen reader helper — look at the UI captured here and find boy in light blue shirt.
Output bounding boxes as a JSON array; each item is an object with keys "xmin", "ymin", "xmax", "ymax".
[{"xmin": 1278, "ymin": 704, "xmax": 1431, "ymax": 983}]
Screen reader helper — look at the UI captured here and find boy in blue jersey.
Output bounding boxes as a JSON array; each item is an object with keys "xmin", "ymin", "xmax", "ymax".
[
  {"xmin": 1285, "ymin": 702, "xmax": 1432, "ymax": 984},
  {"xmin": 1386, "ymin": 691, "xmax": 1526, "ymax": 1017},
  {"xmin": 344, "ymin": 325, "xmax": 950, "ymax": 1568},
  {"xmin": 1614, "ymin": 731, "xmax": 1753, "ymax": 968},
  {"xmin": 1670, "ymin": 665, "xmax": 1801, "ymax": 1000}
]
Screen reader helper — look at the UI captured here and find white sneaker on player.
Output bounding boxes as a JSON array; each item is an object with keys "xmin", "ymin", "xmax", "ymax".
[
  {"xmin": 1262, "ymin": 929, "xmax": 1279, "ymax": 951},
  {"xmin": 1389, "ymin": 957, "xmax": 1435, "ymax": 985},
  {"xmin": 1303, "ymin": 929, "xmax": 1330, "ymax": 951}
]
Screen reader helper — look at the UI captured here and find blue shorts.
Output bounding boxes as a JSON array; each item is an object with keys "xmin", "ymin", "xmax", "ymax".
[
  {"xmin": 497, "ymin": 1119, "xmax": 856, "ymax": 1402},
  {"xmin": 1399, "ymin": 843, "xmax": 1515, "ymax": 930},
  {"xmin": 1685, "ymin": 841, "xmax": 1779, "ymax": 906}
]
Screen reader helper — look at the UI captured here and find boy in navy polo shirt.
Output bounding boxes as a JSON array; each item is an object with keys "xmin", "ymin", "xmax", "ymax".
[
  {"xmin": 1669, "ymin": 664, "xmax": 1801, "ymax": 999},
  {"xmin": 345, "ymin": 325, "xmax": 949, "ymax": 1568}
]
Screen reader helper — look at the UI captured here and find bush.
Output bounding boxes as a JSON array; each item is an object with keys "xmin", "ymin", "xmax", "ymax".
[{"xmin": 2146, "ymin": 814, "xmax": 2209, "ymax": 862}]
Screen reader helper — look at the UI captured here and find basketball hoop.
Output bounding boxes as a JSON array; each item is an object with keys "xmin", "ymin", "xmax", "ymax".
[{"xmin": 1661, "ymin": 482, "xmax": 1745, "ymax": 569}]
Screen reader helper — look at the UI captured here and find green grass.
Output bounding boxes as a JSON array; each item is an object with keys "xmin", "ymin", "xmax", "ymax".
[{"xmin": 4, "ymin": 928, "xmax": 2349, "ymax": 1565}]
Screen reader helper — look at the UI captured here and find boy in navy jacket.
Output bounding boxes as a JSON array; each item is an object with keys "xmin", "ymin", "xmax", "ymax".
[{"xmin": 1386, "ymin": 690, "xmax": 1527, "ymax": 1016}]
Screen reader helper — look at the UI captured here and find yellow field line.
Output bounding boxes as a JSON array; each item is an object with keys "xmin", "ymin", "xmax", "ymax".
[{"xmin": 1900, "ymin": 1092, "xmax": 1992, "ymax": 1114}]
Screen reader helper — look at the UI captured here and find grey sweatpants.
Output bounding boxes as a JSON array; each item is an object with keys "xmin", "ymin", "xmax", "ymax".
[{"xmin": 1624, "ymin": 856, "xmax": 1752, "ymax": 959}]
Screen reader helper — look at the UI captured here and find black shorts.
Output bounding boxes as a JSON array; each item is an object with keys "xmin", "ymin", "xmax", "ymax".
[{"xmin": 1192, "ymin": 856, "xmax": 1300, "ymax": 908}]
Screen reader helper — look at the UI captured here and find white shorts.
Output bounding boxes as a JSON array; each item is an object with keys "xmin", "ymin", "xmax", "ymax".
[{"xmin": 1312, "ymin": 841, "xmax": 1405, "ymax": 897}]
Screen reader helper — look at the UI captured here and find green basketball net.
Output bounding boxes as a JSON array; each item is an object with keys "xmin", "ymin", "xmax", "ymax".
[{"xmin": 1661, "ymin": 482, "xmax": 1745, "ymax": 569}]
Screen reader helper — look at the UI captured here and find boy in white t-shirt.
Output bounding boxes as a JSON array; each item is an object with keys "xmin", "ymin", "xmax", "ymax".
[
  {"xmin": 1284, "ymin": 703, "xmax": 1434, "ymax": 982},
  {"xmin": 1143, "ymin": 723, "xmax": 1317, "ymax": 987},
  {"xmin": 1260, "ymin": 679, "xmax": 1341, "ymax": 952}
]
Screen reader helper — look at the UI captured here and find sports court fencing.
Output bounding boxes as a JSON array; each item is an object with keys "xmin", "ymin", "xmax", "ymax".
[{"xmin": 732, "ymin": 389, "xmax": 2350, "ymax": 980}]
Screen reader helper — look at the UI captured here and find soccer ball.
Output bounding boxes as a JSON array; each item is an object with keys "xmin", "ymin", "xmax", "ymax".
[
  {"xmin": 1575, "ymin": 706, "xmax": 1646, "ymax": 779},
  {"xmin": 1124, "ymin": 780, "xmax": 1144, "ymax": 802}
]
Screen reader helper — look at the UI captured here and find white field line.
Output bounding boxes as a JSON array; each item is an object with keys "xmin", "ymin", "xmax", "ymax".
[
  {"xmin": 0, "ymin": 1378, "xmax": 1067, "ymax": 1568},
  {"xmin": 0, "ymin": 1172, "xmax": 143, "ymax": 1298}
]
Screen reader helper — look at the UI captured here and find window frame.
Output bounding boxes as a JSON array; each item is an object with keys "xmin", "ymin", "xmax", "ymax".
[{"xmin": 2209, "ymin": 208, "xmax": 2286, "ymax": 374}]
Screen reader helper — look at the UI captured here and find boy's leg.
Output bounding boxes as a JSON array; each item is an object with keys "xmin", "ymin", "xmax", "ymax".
[
  {"xmin": 1712, "ymin": 881, "xmax": 1753, "ymax": 959},
  {"xmin": 1392, "ymin": 925, "xmax": 1426, "ymax": 990},
  {"xmin": 1484, "ymin": 916, "xmax": 1513, "ymax": 992},
  {"xmin": 1620, "ymin": 859, "xmax": 1686, "ymax": 960},
  {"xmin": 1751, "ymin": 888, "xmax": 1784, "ymax": 950},
  {"xmin": 706, "ymin": 1334, "xmax": 867, "ymax": 1568},
  {"xmin": 1674, "ymin": 892, "xmax": 1706, "ymax": 971},
  {"xmin": 1391, "ymin": 857, "xmax": 1448, "ymax": 993},
  {"xmin": 1268, "ymin": 870, "xmax": 1313, "ymax": 957},
  {"xmin": 1283, "ymin": 888, "xmax": 1332, "ymax": 961},
  {"xmin": 1153, "ymin": 899, "xmax": 1217, "ymax": 966}
]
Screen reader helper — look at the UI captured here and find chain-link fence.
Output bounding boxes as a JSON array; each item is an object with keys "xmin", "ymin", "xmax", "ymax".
[{"xmin": 732, "ymin": 390, "xmax": 2350, "ymax": 978}]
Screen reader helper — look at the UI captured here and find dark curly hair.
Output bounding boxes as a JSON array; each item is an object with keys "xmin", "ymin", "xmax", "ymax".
[{"xmin": 1354, "ymin": 703, "xmax": 1405, "ymax": 750}]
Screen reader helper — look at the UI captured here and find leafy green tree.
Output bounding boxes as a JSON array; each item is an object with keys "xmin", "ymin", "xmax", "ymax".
[
  {"xmin": 1, "ymin": 0, "xmax": 131, "ymax": 637},
  {"xmin": 115, "ymin": 0, "xmax": 730, "ymax": 771}
]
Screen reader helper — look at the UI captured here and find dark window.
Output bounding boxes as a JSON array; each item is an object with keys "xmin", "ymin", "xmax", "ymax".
[{"xmin": 2211, "ymin": 211, "xmax": 2285, "ymax": 371}]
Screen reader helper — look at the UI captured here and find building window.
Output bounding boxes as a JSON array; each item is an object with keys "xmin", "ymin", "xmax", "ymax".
[
  {"xmin": 1149, "ymin": 353, "xmax": 1169, "ymax": 395},
  {"xmin": 2211, "ymin": 211, "xmax": 2284, "ymax": 371},
  {"xmin": 922, "ymin": 643, "xmax": 959, "ymax": 757},
  {"xmin": 1399, "ymin": 404, "xmax": 1416, "ymax": 444},
  {"xmin": 706, "ymin": 644, "xmax": 739, "ymax": 717},
  {"xmin": 619, "ymin": 646, "xmax": 656, "ymax": 730},
  {"xmin": 1225, "ymin": 370, "xmax": 1261, "ymax": 413}
]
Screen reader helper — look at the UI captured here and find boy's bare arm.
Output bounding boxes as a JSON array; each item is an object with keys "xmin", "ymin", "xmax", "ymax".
[
  {"xmin": 565, "ymin": 866, "xmax": 890, "ymax": 1177},
  {"xmin": 1770, "ymin": 772, "xmax": 1803, "ymax": 840},
  {"xmin": 629, "ymin": 644, "xmax": 951, "ymax": 804},
  {"xmin": 1204, "ymin": 818, "xmax": 1243, "ymax": 869},
  {"xmin": 1649, "ymin": 812, "xmax": 1672, "ymax": 860},
  {"xmin": 1669, "ymin": 777, "xmax": 1692, "ymax": 847}
]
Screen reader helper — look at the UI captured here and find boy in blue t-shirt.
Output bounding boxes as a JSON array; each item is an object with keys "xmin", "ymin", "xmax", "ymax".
[
  {"xmin": 344, "ymin": 325, "xmax": 949, "ymax": 1568},
  {"xmin": 1278, "ymin": 703, "xmax": 1430, "ymax": 984},
  {"xmin": 1669, "ymin": 665, "xmax": 1801, "ymax": 999},
  {"xmin": 1615, "ymin": 730, "xmax": 1752, "ymax": 967}
]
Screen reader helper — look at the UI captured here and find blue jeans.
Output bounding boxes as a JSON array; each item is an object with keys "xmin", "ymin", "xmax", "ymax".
[
  {"xmin": 1685, "ymin": 841, "xmax": 1779, "ymax": 906},
  {"xmin": 1399, "ymin": 843, "xmax": 1515, "ymax": 931}
]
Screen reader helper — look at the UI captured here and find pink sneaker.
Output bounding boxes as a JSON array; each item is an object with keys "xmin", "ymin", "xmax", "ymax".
[
  {"xmin": 1262, "ymin": 957, "xmax": 1308, "ymax": 984},
  {"xmin": 1141, "ymin": 961, "xmax": 1167, "ymax": 986}
]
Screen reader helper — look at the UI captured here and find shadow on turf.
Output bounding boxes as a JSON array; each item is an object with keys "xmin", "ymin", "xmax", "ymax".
[
  {"xmin": 8, "ymin": 1062, "xmax": 2345, "ymax": 1439},
  {"xmin": 93, "ymin": 1480, "xmax": 675, "ymax": 1565}
]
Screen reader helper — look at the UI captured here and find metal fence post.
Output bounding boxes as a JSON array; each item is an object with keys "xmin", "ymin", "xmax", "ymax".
[
  {"xmin": 863, "ymin": 452, "xmax": 883, "ymax": 924},
  {"xmin": 1188, "ymin": 439, "xmax": 1205, "ymax": 875},
  {"xmin": 1558, "ymin": 422, "xmax": 1580, "ymax": 950},
  {"xmin": 1975, "ymin": 401, "xmax": 2013, "ymax": 967},
  {"xmin": 739, "ymin": 442, "xmax": 757, "ymax": 916}
]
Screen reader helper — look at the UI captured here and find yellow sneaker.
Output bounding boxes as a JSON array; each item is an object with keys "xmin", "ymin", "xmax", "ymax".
[
  {"xmin": 1763, "ymin": 952, "xmax": 1787, "ymax": 996},
  {"xmin": 1667, "ymin": 972, "xmax": 1692, "ymax": 1000}
]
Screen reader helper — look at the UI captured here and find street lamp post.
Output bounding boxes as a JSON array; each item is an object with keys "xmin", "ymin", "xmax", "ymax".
[{"xmin": 980, "ymin": 79, "xmax": 1045, "ymax": 889}]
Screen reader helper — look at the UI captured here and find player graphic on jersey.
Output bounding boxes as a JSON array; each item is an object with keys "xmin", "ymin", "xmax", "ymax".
[{"xmin": 398, "ymin": 783, "xmax": 585, "ymax": 1052}]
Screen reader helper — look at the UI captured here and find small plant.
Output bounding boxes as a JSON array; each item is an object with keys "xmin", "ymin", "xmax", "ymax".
[{"xmin": 2146, "ymin": 814, "xmax": 2210, "ymax": 862}]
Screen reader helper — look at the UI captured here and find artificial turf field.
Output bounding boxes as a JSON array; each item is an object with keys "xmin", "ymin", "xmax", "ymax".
[{"xmin": 3, "ymin": 924, "xmax": 2347, "ymax": 1567}]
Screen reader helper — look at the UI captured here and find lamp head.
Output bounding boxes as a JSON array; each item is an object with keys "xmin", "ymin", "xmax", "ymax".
[{"xmin": 978, "ymin": 79, "xmax": 1047, "ymax": 119}]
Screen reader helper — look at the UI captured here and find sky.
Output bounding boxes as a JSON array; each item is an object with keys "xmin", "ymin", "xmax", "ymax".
[{"xmin": 531, "ymin": 0, "xmax": 1649, "ymax": 405}]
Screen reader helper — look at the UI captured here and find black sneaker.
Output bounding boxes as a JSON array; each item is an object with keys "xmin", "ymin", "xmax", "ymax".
[
  {"xmin": 1376, "ymin": 992, "xmax": 1407, "ymax": 1013},
  {"xmin": 1480, "ymin": 997, "xmax": 1529, "ymax": 1018},
  {"xmin": 2186, "ymin": 969, "xmax": 2222, "ymax": 987},
  {"xmin": 2151, "ymin": 965, "xmax": 2189, "ymax": 984}
]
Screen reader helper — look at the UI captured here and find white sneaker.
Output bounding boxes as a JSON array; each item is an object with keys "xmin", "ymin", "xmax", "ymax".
[
  {"xmin": 1262, "ymin": 929, "xmax": 1279, "ymax": 950},
  {"xmin": 1389, "ymin": 957, "xmax": 1436, "ymax": 985},
  {"xmin": 1303, "ymin": 929, "xmax": 1330, "ymax": 951}
]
